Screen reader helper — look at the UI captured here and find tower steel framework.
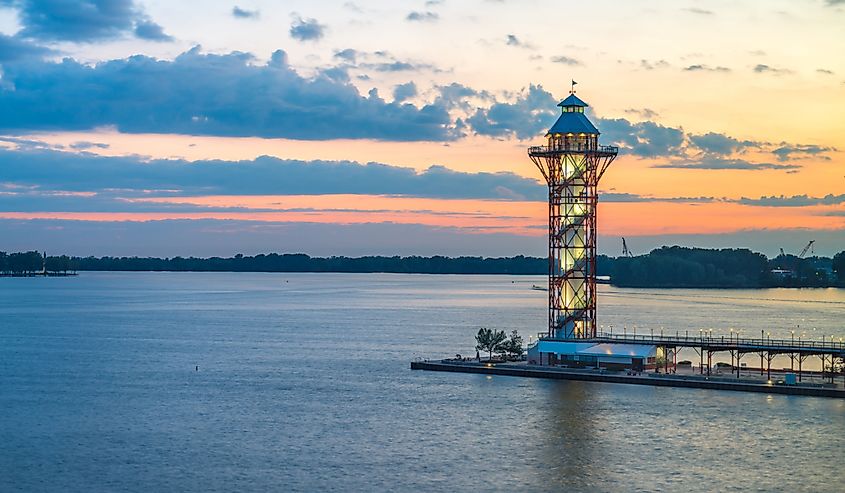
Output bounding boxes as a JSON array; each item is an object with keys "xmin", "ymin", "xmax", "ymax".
[{"xmin": 529, "ymin": 92, "xmax": 617, "ymax": 339}]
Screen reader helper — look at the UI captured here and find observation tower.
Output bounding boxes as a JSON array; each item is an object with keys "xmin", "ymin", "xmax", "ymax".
[{"xmin": 528, "ymin": 88, "xmax": 618, "ymax": 340}]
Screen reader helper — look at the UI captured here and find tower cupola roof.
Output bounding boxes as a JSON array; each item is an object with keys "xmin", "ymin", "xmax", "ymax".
[
  {"xmin": 547, "ymin": 93, "xmax": 599, "ymax": 135},
  {"xmin": 557, "ymin": 93, "xmax": 589, "ymax": 108}
]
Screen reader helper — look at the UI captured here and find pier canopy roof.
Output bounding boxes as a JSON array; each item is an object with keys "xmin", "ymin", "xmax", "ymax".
[
  {"xmin": 547, "ymin": 94, "xmax": 600, "ymax": 135},
  {"xmin": 535, "ymin": 341, "xmax": 656, "ymax": 358},
  {"xmin": 578, "ymin": 343, "xmax": 657, "ymax": 358},
  {"xmin": 536, "ymin": 340, "xmax": 595, "ymax": 355}
]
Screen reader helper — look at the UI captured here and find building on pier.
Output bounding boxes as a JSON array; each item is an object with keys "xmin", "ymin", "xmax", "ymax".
[{"xmin": 527, "ymin": 340, "xmax": 658, "ymax": 371}]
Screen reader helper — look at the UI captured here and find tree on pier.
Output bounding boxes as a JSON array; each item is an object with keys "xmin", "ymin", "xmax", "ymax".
[
  {"xmin": 500, "ymin": 330, "xmax": 525, "ymax": 360},
  {"xmin": 475, "ymin": 328, "xmax": 507, "ymax": 361}
]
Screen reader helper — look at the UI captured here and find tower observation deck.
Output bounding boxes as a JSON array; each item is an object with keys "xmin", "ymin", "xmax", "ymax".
[{"xmin": 528, "ymin": 91, "xmax": 618, "ymax": 339}]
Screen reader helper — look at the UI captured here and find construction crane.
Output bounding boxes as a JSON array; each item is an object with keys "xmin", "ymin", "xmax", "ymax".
[
  {"xmin": 621, "ymin": 237, "xmax": 633, "ymax": 258},
  {"xmin": 798, "ymin": 240, "xmax": 815, "ymax": 259}
]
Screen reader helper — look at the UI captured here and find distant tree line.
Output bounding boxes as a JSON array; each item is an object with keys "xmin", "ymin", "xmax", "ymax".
[
  {"xmin": 1, "ymin": 248, "xmax": 843, "ymax": 287},
  {"xmin": 0, "ymin": 251, "xmax": 77, "ymax": 276},
  {"xmin": 602, "ymin": 246, "xmax": 844, "ymax": 288}
]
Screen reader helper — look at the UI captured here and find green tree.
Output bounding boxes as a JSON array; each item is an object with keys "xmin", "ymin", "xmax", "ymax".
[
  {"xmin": 500, "ymin": 330, "xmax": 525, "ymax": 360},
  {"xmin": 475, "ymin": 328, "xmax": 507, "ymax": 361}
]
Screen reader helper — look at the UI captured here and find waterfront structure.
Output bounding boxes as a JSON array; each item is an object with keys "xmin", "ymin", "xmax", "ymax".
[
  {"xmin": 528, "ymin": 90, "xmax": 617, "ymax": 339},
  {"xmin": 527, "ymin": 340, "xmax": 658, "ymax": 371}
]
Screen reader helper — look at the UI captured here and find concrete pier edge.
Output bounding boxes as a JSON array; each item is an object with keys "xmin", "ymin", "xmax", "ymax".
[{"xmin": 410, "ymin": 361, "xmax": 845, "ymax": 399}]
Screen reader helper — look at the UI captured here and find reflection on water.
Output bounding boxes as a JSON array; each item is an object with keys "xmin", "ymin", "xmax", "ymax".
[{"xmin": 0, "ymin": 272, "xmax": 843, "ymax": 492}]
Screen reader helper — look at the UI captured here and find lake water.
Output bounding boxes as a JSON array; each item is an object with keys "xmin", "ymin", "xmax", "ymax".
[{"xmin": 2, "ymin": 272, "xmax": 844, "ymax": 492}]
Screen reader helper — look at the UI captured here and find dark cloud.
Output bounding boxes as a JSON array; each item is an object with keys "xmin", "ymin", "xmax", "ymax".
[
  {"xmin": 551, "ymin": 55, "xmax": 581, "ymax": 66},
  {"xmin": 1, "ymin": 0, "xmax": 171, "ymax": 42},
  {"xmin": 600, "ymin": 192, "xmax": 715, "ymax": 203},
  {"xmin": 597, "ymin": 118, "xmax": 684, "ymax": 158},
  {"xmin": 753, "ymin": 64, "xmax": 793, "ymax": 75},
  {"xmin": 640, "ymin": 59, "xmax": 670, "ymax": 70},
  {"xmin": 0, "ymin": 147, "xmax": 546, "ymax": 201},
  {"xmin": 654, "ymin": 157, "xmax": 799, "ymax": 170},
  {"xmin": 133, "ymin": 19, "xmax": 172, "ymax": 42},
  {"xmin": 435, "ymin": 82, "xmax": 487, "ymax": 111},
  {"xmin": 737, "ymin": 194, "xmax": 845, "ymax": 207},
  {"xmin": 333, "ymin": 48, "xmax": 358, "ymax": 63},
  {"xmin": 772, "ymin": 144, "xmax": 835, "ymax": 161},
  {"xmin": 685, "ymin": 7, "xmax": 714, "ymax": 15},
  {"xmin": 232, "ymin": 6, "xmax": 259, "ymax": 19},
  {"xmin": 290, "ymin": 16, "xmax": 325, "ymax": 41},
  {"xmin": 406, "ymin": 11, "xmax": 438, "ymax": 22},
  {"xmin": 624, "ymin": 108, "xmax": 659, "ymax": 119},
  {"xmin": 0, "ymin": 33, "xmax": 52, "ymax": 62},
  {"xmin": 505, "ymin": 34, "xmax": 534, "ymax": 49},
  {"xmin": 689, "ymin": 132, "xmax": 762, "ymax": 155},
  {"xmin": 0, "ymin": 47, "xmax": 459, "ymax": 141},
  {"xmin": 336, "ymin": 50, "xmax": 442, "ymax": 73},
  {"xmin": 392, "ymin": 81, "xmax": 417, "ymax": 103},
  {"xmin": 467, "ymin": 84, "xmax": 557, "ymax": 140},
  {"xmin": 816, "ymin": 68, "xmax": 834, "ymax": 75},
  {"xmin": 683, "ymin": 64, "xmax": 730, "ymax": 72},
  {"xmin": 69, "ymin": 141, "xmax": 110, "ymax": 150}
]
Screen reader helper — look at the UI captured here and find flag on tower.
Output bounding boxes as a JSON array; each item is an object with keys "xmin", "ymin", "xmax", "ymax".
[{"xmin": 570, "ymin": 79, "xmax": 577, "ymax": 93}]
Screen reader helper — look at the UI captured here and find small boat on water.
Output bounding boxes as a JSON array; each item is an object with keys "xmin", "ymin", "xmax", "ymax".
[{"xmin": 531, "ymin": 284, "xmax": 548, "ymax": 291}]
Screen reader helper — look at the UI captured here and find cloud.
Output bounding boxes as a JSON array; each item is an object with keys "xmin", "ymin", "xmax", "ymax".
[
  {"xmin": 597, "ymin": 118, "xmax": 684, "ymax": 157},
  {"xmin": 392, "ymin": 81, "xmax": 417, "ymax": 103},
  {"xmin": 0, "ymin": 147, "xmax": 547, "ymax": 201},
  {"xmin": 753, "ymin": 64, "xmax": 793, "ymax": 75},
  {"xmin": 683, "ymin": 64, "xmax": 730, "ymax": 72},
  {"xmin": 505, "ymin": 34, "xmax": 534, "ymax": 49},
  {"xmin": 654, "ymin": 157, "xmax": 799, "ymax": 170},
  {"xmin": 816, "ymin": 68, "xmax": 834, "ymax": 75},
  {"xmin": 0, "ymin": 47, "xmax": 459, "ymax": 141},
  {"xmin": 737, "ymin": 194, "xmax": 845, "ymax": 207},
  {"xmin": 624, "ymin": 108, "xmax": 659, "ymax": 119},
  {"xmin": 337, "ymin": 50, "xmax": 442, "ymax": 73},
  {"xmin": 333, "ymin": 48, "xmax": 358, "ymax": 63},
  {"xmin": 467, "ymin": 84, "xmax": 557, "ymax": 139},
  {"xmin": 2, "ymin": 0, "xmax": 171, "ymax": 42},
  {"xmin": 551, "ymin": 55, "xmax": 581, "ymax": 66},
  {"xmin": 232, "ymin": 6, "xmax": 259, "ymax": 19},
  {"xmin": 640, "ymin": 59, "xmax": 670, "ymax": 70},
  {"xmin": 600, "ymin": 192, "xmax": 716, "ymax": 203},
  {"xmin": 685, "ymin": 7, "xmax": 714, "ymax": 15},
  {"xmin": 0, "ymin": 33, "xmax": 52, "ymax": 62},
  {"xmin": 772, "ymin": 144, "xmax": 835, "ymax": 161},
  {"xmin": 133, "ymin": 19, "xmax": 173, "ymax": 42},
  {"xmin": 406, "ymin": 11, "xmax": 438, "ymax": 22},
  {"xmin": 290, "ymin": 16, "xmax": 325, "ymax": 41},
  {"xmin": 689, "ymin": 132, "xmax": 762, "ymax": 155}
]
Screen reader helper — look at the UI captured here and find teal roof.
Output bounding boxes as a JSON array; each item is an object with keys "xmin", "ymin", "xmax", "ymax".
[
  {"xmin": 558, "ymin": 93, "xmax": 589, "ymax": 108},
  {"xmin": 547, "ymin": 111, "xmax": 600, "ymax": 135}
]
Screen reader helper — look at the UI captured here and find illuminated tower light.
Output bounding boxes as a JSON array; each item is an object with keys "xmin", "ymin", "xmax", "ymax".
[{"xmin": 528, "ymin": 91, "xmax": 618, "ymax": 339}]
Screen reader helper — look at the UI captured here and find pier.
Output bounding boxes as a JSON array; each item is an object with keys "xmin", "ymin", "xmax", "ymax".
[
  {"xmin": 586, "ymin": 332, "xmax": 845, "ymax": 382},
  {"xmin": 412, "ymin": 333, "xmax": 845, "ymax": 398},
  {"xmin": 411, "ymin": 358, "xmax": 845, "ymax": 399}
]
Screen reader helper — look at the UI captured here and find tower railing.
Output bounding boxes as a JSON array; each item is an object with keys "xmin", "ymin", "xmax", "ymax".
[{"xmin": 529, "ymin": 144, "xmax": 618, "ymax": 156}]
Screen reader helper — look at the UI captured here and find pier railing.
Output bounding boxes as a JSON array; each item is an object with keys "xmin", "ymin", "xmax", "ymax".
[{"xmin": 587, "ymin": 332, "xmax": 845, "ymax": 355}]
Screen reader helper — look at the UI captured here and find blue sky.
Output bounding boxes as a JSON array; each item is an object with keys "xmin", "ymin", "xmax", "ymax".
[{"xmin": 0, "ymin": 0, "xmax": 843, "ymax": 257}]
